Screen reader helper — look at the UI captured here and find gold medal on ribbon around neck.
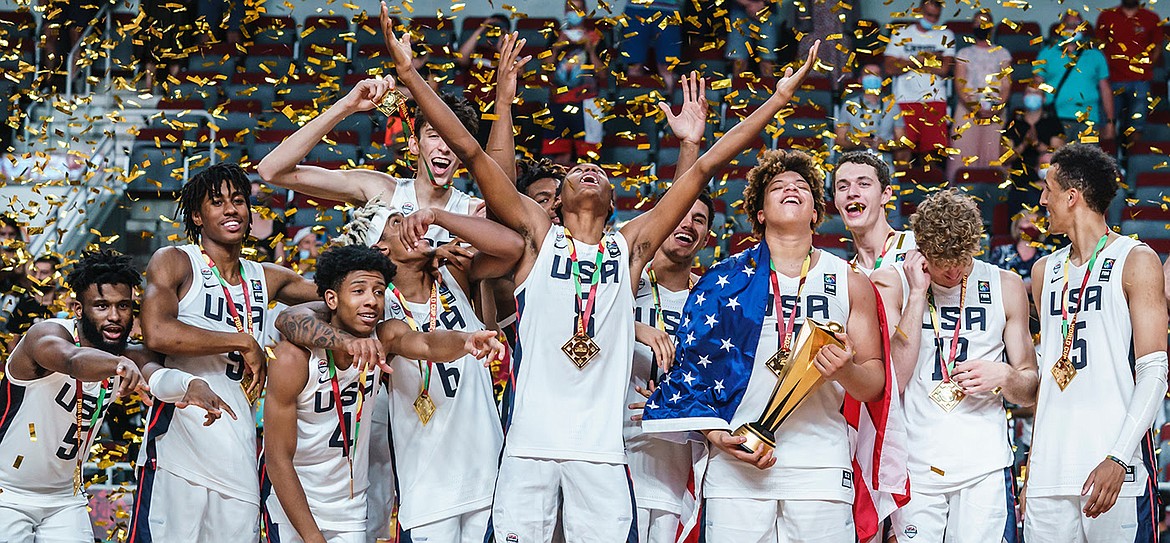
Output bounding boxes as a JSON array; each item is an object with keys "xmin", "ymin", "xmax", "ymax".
[
  {"xmin": 766, "ymin": 349, "xmax": 789, "ymax": 376},
  {"xmin": 375, "ymin": 89, "xmax": 408, "ymax": 117},
  {"xmin": 1051, "ymin": 356, "xmax": 1077, "ymax": 391},
  {"xmin": 562, "ymin": 333, "xmax": 600, "ymax": 369},
  {"xmin": 929, "ymin": 381, "xmax": 965, "ymax": 412},
  {"xmin": 413, "ymin": 393, "xmax": 436, "ymax": 425}
]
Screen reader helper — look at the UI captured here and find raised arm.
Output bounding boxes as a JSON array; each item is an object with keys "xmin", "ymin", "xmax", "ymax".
[
  {"xmin": 622, "ymin": 42, "xmax": 820, "ymax": 272},
  {"xmin": 401, "ymin": 208, "xmax": 524, "ymax": 283},
  {"xmin": 256, "ymin": 78, "xmax": 399, "ymax": 205},
  {"xmin": 378, "ymin": 318, "xmax": 504, "ymax": 364},
  {"xmin": 381, "ymin": 6, "xmax": 549, "ymax": 239},
  {"xmin": 663, "ymin": 71, "xmax": 706, "ymax": 183},
  {"xmin": 485, "ymin": 32, "xmax": 531, "ymax": 183},
  {"xmin": 883, "ymin": 252, "xmax": 931, "ymax": 393}
]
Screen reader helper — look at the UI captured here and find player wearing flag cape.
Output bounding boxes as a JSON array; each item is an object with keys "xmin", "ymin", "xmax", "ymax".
[
  {"xmin": 263, "ymin": 244, "xmax": 505, "ymax": 543},
  {"xmin": 872, "ymin": 189, "xmax": 1037, "ymax": 542},
  {"xmin": 382, "ymin": 3, "xmax": 822, "ymax": 539},
  {"xmin": 641, "ymin": 148, "xmax": 892, "ymax": 543},
  {"xmin": 1023, "ymin": 144, "xmax": 1166, "ymax": 543},
  {"xmin": 832, "ymin": 151, "xmax": 915, "ymax": 275},
  {"xmin": 0, "ymin": 250, "xmax": 232, "ymax": 542}
]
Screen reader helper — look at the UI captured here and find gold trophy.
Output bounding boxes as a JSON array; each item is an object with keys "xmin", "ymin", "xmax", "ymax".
[{"xmin": 733, "ymin": 319, "xmax": 846, "ymax": 455}]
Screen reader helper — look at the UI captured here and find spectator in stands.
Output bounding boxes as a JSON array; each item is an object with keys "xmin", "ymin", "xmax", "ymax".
[
  {"xmin": 989, "ymin": 211, "xmax": 1049, "ymax": 292},
  {"xmin": 1096, "ymin": 0, "xmax": 1163, "ymax": 147},
  {"xmin": 196, "ymin": 0, "xmax": 244, "ymax": 45},
  {"xmin": 725, "ymin": 0, "xmax": 797, "ymax": 77},
  {"xmin": 1035, "ymin": 10, "xmax": 1115, "ymax": 141},
  {"xmin": 139, "ymin": 0, "xmax": 193, "ymax": 91},
  {"xmin": 1003, "ymin": 85, "xmax": 1066, "ymax": 217},
  {"xmin": 28, "ymin": 254, "xmax": 66, "ymax": 318},
  {"xmin": 248, "ymin": 181, "xmax": 287, "ymax": 264},
  {"xmin": 287, "ymin": 228, "xmax": 321, "ymax": 279},
  {"xmin": 455, "ymin": 14, "xmax": 511, "ymax": 72},
  {"xmin": 543, "ymin": 0, "xmax": 605, "ymax": 164},
  {"xmin": 948, "ymin": 9, "xmax": 1011, "ymax": 179},
  {"xmin": 0, "ymin": 216, "xmax": 49, "ymax": 351},
  {"xmin": 834, "ymin": 61, "xmax": 905, "ymax": 172},
  {"xmin": 883, "ymin": 0, "xmax": 955, "ymax": 167},
  {"xmin": 621, "ymin": 0, "xmax": 681, "ymax": 92}
]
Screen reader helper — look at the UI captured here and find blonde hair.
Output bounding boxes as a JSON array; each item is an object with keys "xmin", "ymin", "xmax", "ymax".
[{"xmin": 909, "ymin": 189, "xmax": 983, "ymax": 263}]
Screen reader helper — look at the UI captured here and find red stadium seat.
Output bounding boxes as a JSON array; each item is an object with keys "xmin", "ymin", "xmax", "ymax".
[
  {"xmin": 953, "ymin": 167, "xmax": 1006, "ymax": 185},
  {"xmin": 1136, "ymin": 172, "xmax": 1170, "ymax": 187}
]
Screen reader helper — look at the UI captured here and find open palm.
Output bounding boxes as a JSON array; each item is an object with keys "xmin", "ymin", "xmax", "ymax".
[
  {"xmin": 774, "ymin": 40, "xmax": 821, "ymax": 105},
  {"xmin": 380, "ymin": 1, "xmax": 414, "ymax": 69},
  {"xmin": 660, "ymin": 71, "xmax": 708, "ymax": 145}
]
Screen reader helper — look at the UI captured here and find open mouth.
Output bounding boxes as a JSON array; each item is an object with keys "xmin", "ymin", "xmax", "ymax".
[
  {"xmin": 844, "ymin": 201, "xmax": 866, "ymax": 217},
  {"xmin": 101, "ymin": 326, "xmax": 124, "ymax": 342},
  {"xmin": 580, "ymin": 172, "xmax": 602, "ymax": 186},
  {"xmin": 222, "ymin": 219, "xmax": 242, "ymax": 232},
  {"xmin": 674, "ymin": 231, "xmax": 695, "ymax": 244},
  {"xmin": 431, "ymin": 157, "xmax": 452, "ymax": 172},
  {"xmin": 357, "ymin": 311, "xmax": 379, "ymax": 325},
  {"xmin": 782, "ymin": 195, "xmax": 801, "ymax": 205}
]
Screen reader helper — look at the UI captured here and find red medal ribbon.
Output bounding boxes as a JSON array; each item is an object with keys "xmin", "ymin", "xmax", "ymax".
[{"xmin": 769, "ymin": 249, "xmax": 814, "ymax": 355}]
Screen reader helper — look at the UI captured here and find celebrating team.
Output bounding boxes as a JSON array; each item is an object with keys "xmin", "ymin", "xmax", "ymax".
[{"xmin": 0, "ymin": 3, "xmax": 1163, "ymax": 543}]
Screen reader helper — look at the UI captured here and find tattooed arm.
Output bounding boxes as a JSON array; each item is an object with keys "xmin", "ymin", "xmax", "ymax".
[{"xmin": 273, "ymin": 302, "xmax": 387, "ymax": 372}]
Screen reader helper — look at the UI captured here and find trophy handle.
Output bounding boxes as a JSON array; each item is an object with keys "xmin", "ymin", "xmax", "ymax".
[{"xmin": 731, "ymin": 422, "xmax": 776, "ymax": 456}]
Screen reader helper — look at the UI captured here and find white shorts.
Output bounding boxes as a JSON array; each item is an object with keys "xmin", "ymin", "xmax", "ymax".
[
  {"xmin": 366, "ymin": 391, "xmax": 395, "ymax": 543},
  {"xmin": 1023, "ymin": 490, "xmax": 1158, "ymax": 543},
  {"xmin": 704, "ymin": 497, "xmax": 854, "ymax": 543},
  {"xmin": 269, "ymin": 524, "xmax": 363, "ymax": 543},
  {"xmin": 637, "ymin": 507, "xmax": 680, "ymax": 543},
  {"xmin": 627, "ymin": 435, "xmax": 691, "ymax": 515},
  {"xmin": 130, "ymin": 467, "xmax": 260, "ymax": 543},
  {"xmin": 400, "ymin": 507, "xmax": 490, "ymax": 543},
  {"xmin": 493, "ymin": 456, "xmax": 635, "ymax": 543},
  {"xmin": 0, "ymin": 498, "xmax": 92, "ymax": 543},
  {"xmin": 891, "ymin": 468, "xmax": 1017, "ymax": 543}
]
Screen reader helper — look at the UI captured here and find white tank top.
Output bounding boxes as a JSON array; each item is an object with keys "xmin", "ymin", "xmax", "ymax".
[
  {"xmin": 705, "ymin": 251, "xmax": 856, "ymax": 502},
  {"xmin": 1030, "ymin": 235, "xmax": 1152, "ymax": 498},
  {"xmin": 265, "ymin": 347, "xmax": 380, "ymax": 532},
  {"xmin": 387, "ymin": 177, "xmax": 473, "ymax": 246},
  {"xmin": 139, "ymin": 244, "xmax": 269, "ymax": 504},
  {"xmin": 0, "ymin": 319, "xmax": 121, "ymax": 505},
  {"xmin": 507, "ymin": 225, "xmax": 635, "ymax": 464},
  {"xmin": 384, "ymin": 267, "xmax": 503, "ymax": 529},
  {"xmin": 854, "ymin": 230, "xmax": 916, "ymax": 276},
  {"xmin": 626, "ymin": 268, "xmax": 693, "ymax": 512},
  {"xmin": 896, "ymin": 260, "xmax": 1012, "ymax": 489}
]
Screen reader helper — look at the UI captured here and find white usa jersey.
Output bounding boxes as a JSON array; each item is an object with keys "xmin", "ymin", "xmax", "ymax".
[
  {"xmin": 0, "ymin": 319, "xmax": 121, "ymax": 506},
  {"xmin": 626, "ymin": 269, "xmax": 693, "ymax": 514},
  {"xmin": 264, "ymin": 347, "xmax": 380, "ymax": 533},
  {"xmin": 139, "ymin": 244, "xmax": 269, "ymax": 504},
  {"xmin": 387, "ymin": 177, "xmax": 474, "ymax": 246},
  {"xmin": 1031, "ymin": 235, "xmax": 1152, "ymax": 498},
  {"xmin": 854, "ymin": 230, "xmax": 916, "ymax": 276},
  {"xmin": 507, "ymin": 225, "xmax": 635, "ymax": 464},
  {"xmin": 385, "ymin": 267, "xmax": 503, "ymax": 529},
  {"xmin": 896, "ymin": 260, "xmax": 1012, "ymax": 489},
  {"xmin": 705, "ymin": 251, "xmax": 855, "ymax": 502}
]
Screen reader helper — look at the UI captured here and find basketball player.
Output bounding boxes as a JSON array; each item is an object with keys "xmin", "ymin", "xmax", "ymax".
[
  {"xmin": 256, "ymin": 78, "xmax": 482, "ymax": 247},
  {"xmin": 264, "ymin": 244, "xmax": 504, "ymax": 543},
  {"xmin": 131, "ymin": 164, "xmax": 328, "ymax": 543},
  {"xmin": 627, "ymin": 192, "xmax": 714, "ymax": 543},
  {"xmin": 0, "ymin": 249, "xmax": 232, "ymax": 542},
  {"xmin": 277, "ymin": 200, "xmax": 522, "ymax": 541},
  {"xmin": 1023, "ymin": 144, "xmax": 1167, "ymax": 542},
  {"xmin": 383, "ymin": 6, "xmax": 822, "ymax": 538},
  {"xmin": 833, "ymin": 151, "xmax": 915, "ymax": 274},
  {"xmin": 642, "ymin": 148, "xmax": 885, "ymax": 543},
  {"xmin": 872, "ymin": 189, "xmax": 1037, "ymax": 542}
]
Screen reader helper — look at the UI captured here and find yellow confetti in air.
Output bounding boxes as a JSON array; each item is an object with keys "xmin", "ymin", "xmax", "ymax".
[
  {"xmin": 28, "ymin": 424, "xmax": 35, "ymax": 442},
  {"xmin": 13, "ymin": 456, "xmax": 22, "ymax": 469}
]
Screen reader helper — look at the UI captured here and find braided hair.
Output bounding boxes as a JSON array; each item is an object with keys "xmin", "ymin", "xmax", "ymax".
[
  {"xmin": 67, "ymin": 249, "xmax": 140, "ymax": 298},
  {"xmin": 177, "ymin": 163, "xmax": 253, "ymax": 242}
]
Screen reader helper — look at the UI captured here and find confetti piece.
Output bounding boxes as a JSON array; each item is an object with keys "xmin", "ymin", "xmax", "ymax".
[
  {"xmin": 13, "ymin": 456, "xmax": 22, "ymax": 469},
  {"xmin": 28, "ymin": 424, "xmax": 35, "ymax": 442}
]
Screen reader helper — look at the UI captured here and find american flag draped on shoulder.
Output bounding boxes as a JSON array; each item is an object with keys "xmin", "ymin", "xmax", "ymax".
[{"xmin": 641, "ymin": 241, "xmax": 909, "ymax": 542}]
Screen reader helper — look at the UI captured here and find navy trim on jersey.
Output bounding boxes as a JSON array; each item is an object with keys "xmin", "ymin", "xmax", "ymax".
[
  {"xmin": 482, "ymin": 516, "xmax": 494, "ymax": 543},
  {"xmin": 501, "ymin": 292, "xmax": 526, "ymax": 433},
  {"xmin": 1002, "ymin": 467, "xmax": 1019, "ymax": 543},
  {"xmin": 1136, "ymin": 432, "xmax": 1160, "ymax": 543},
  {"xmin": 259, "ymin": 454, "xmax": 281, "ymax": 543},
  {"xmin": 0, "ymin": 377, "xmax": 26, "ymax": 443},
  {"xmin": 625, "ymin": 466, "xmax": 639, "ymax": 543},
  {"xmin": 129, "ymin": 402, "xmax": 176, "ymax": 543}
]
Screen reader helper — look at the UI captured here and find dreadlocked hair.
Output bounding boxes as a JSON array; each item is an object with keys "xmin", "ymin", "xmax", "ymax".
[
  {"xmin": 177, "ymin": 163, "xmax": 253, "ymax": 242},
  {"xmin": 517, "ymin": 158, "xmax": 566, "ymax": 197},
  {"xmin": 67, "ymin": 249, "xmax": 140, "ymax": 297},
  {"xmin": 334, "ymin": 200, "xmax": 396, "ymax": 248}
]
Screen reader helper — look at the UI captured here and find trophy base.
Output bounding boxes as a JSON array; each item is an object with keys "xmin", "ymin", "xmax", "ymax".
[{"xmin": 732, "ymin": 422, "xmax": 776, "ymax": 455}]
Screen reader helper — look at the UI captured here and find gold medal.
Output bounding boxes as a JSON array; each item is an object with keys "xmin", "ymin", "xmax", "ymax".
[
  {"xmin": 240, "ymin": 372, "xmax": 261, "ymax": 405},
  {"xmin": 1051, "ymin": 356, "xmax": 1077, "ymax": 391},
  {"xmin": 765, "ymin": 349, "xmax": 789, "ymax": 376},
  {"xmin": 413, "ymin": 393, "xmax": 436, "ymax": 425},
  {"xmin": 375, "ymin": 89, "xmax": 407, "ymax": 117},
  {"xmin": 929, "ymin": 381, "xmax": 965, "ymax": 412},
  {"xmin": 562, "ymin": 333, "xmax": 601, "ymax": 369}
]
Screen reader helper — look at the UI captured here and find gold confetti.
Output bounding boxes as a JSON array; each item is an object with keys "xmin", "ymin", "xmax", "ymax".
[
  {"xmin": 27, "ymin": 424, "xmax": 35, "ymax": 442},
  {"xmin": 13, "ymin": 456, "xmax": 22, "ymax": 469}
]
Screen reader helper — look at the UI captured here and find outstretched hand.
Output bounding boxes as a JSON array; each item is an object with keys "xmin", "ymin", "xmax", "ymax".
[
  {"xmin": 495, "ymin": 31, "xmax": 533, "ymax": 107},
  {"xmin": 773, "ymin": 40, "xmax": 821, "ymax": 106},
  {"xmin": 380, "ymin": 1, "xmax": 414, "ymax": 70},
  {"xmin": 659, "ymin": 71, "xmax": 708, "ymax": 145}
]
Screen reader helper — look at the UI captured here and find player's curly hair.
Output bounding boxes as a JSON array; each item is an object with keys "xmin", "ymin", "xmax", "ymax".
[
  {"xmin": 412, "ymin": 92, "xmax": 479, "ymax": 136},
  {"xmin": 67, "ymin": 249, "xmax": 141, "ymax": 299},
  {"xmin": 177, "ymin": 163, "xmax": 252, "ymax": 242},
  {"xmin": 516, "ymin": 158, "xmax": 566, "ymax": 197},
  {"xmin": 909, "ymin": 189, "xmax": 983, "ymax": 263},
  {"xmin": 314, "ymin": 245, "xmax": 397, "ymax": 299},
  {"xmin": 741, "ymin": 149, "xmax": 826, "ymax": 236},
  {"xmin": 1049, "ymin": 144, "xmax": 1119, "ymax": 214}
]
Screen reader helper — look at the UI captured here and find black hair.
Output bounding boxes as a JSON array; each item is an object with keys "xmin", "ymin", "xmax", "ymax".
[
  {"xmin": 34, "ymin": 254, "xmax": 61, "ymax": 267},
  {"xmin": 1049, "ymin": 144, "xmax": 1119, "ymax": 214},
  {"xmin": 517, "ymin": 158, "xmax": 566, "ymax": 197},
  {"xmin": 652, "ymin": 190, "xmax": 716, "ymax": 226},
  {"xmin": 177, "ymin": 163, "xmax": 253, "ymax": 242},
  {"xmin": 837, "ymin": 151, "xmax": 893, "ymax": 190},
  {"xmin": 0, "ymin": 214, "xmax": 22, "ymax": 239},
  {"xmin": 314, "ymin": 245, "xmax": 397, "ymax": 299},
  {"xmin": 67, "ymin": 250, "xmax": 141, "ymax": 300},
  {"xmin": 412, "ymin": 93, "xmax": 479, "ymax": 137},
  {"xmin": 485, "ymin": 13, "xmax": 512, "ymax": 31}
]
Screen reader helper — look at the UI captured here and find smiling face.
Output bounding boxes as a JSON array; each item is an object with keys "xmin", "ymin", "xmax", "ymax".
[
  {"xmin": 324, "ymin": 270, "xmax": 386, "ymax": 337},
  {"xmin": 1039, "ymin": 166, "xmax": 1073, "ymax": 235},
  {"xmin": 76, "ymin": 283, "xmax": 134, "ymax": 354},
  {"xmin": 758, "ymin": 171, "xmax": 818, "ymax": 233},
  {"xmin": 661, "ymin": 200, "xmax": 712, "ymax": 264},
  {"xmin": 561, "ymin": 163, "xmax": 613, "ymax": 217},
  {"xmin": 408, "ymin": 123, "xmax": 462, "ymax": 188},
  {"xmin": 834, "ymin": 161, "xmax": 892, "ymax": 233},
  {"xmin": 193, "ymin": 181, "xmax": 251, "ymax": 246}
]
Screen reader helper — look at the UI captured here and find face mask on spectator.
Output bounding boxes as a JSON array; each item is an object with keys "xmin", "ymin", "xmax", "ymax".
[
  {"xmin": 1024, "ymin": 94, "xmax": 1043, "ymax": 111},
  {"xmin": 565, "ymin": 11, "xmax": 584, "ymax": 27},
  {"xmin": 862, "ymin": 74, "xmax": 882, "ymax": 92},
  {"xmin": 973, "ymin": 28, "xmax": 992, "ymax": 41},
  {"xmin": 298, "ymin": 249, "xmax": 312, "ymax": 261},
  {"xmin": 1020, "ymin": 224, "xmax": 1043, "ymax": 241},
  {"xmin": 918, "ymin": 19, "xmax": 937, "ymax": 31},
  {"xmin": 1037, "ymin": 166, "xmax": 1049, "ymax": 181}
]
